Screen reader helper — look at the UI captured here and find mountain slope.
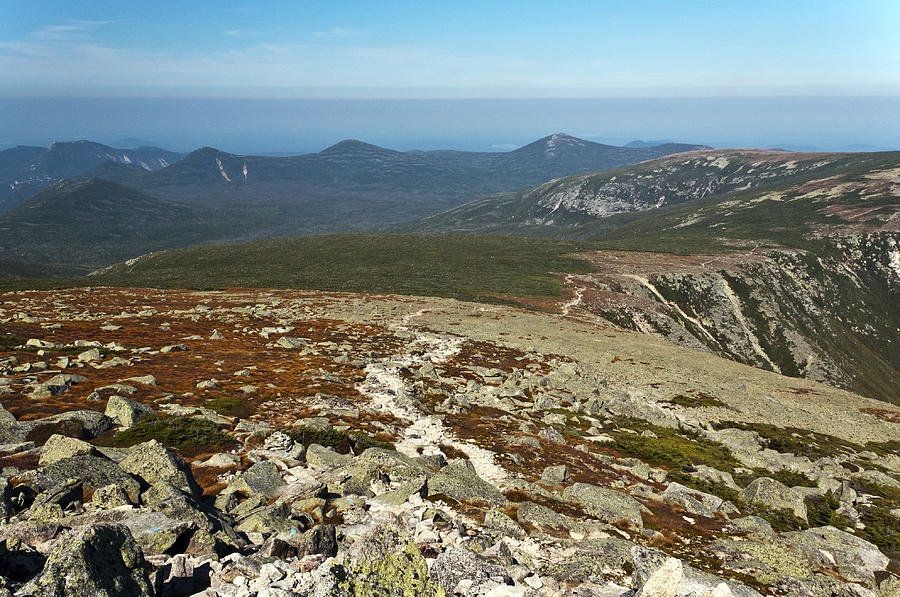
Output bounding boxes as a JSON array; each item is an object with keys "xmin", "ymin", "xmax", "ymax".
[
  {"xmin": 0, "ymin": 178, "xmax": 235, "ymax": 274},
  {"xmin": 0, "ymin": 141, "xmax": 183, "ymax": 213},
  {"xmin": 411, "ymin": 149, "xmax": 899, "ymax": 237}
]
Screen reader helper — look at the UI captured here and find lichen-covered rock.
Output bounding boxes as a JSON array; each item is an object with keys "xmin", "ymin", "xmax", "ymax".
[
  {"xmin": 330, "ymin": 524, "xmax": 445, "ymax": 597},
  {"xmin": 18, "ymin": 524, "xmax": 153, "ymax": 597},
  {"xmin": 540, "ymin": 464, "xmax": 570, "ymax": 484},
  {"xmin": 484, "ymin": 509, "xmax": 526, "ymax": 540},
  {"xmin": 517, "ymin": 501, "xmax": 580, "ymax": 534},
  {"xmin": 637, "ymin": 557, "xmax": 682, "ymax": 597},
  {"xmin": 118, "ymin": 439, "xmax": 200, "ymax": 497},
  {"xmin": 427, "ymin": 460, "xmax": 505, "ymax": 506},
  {"xmin": 741, "ymin": 477, "xmax": 807, "ymax": 521},
  {"xmin": 783, "ymin": 526, "xmax": 889, "ymax": 584},
  {"xmin": 38, "ymin": 434, "xmax": 97, "ymax": 466},
  {"xmin": 305, "ymin": 443, "xmax": 354, "ymax": 468},
  {"xmin": 91, "ymin": 484, "xmax": 132, "ymax": 509},
  {"xmin": 661, "ymin": 482, "xmax": 739, "ymax": 517},
  {"xmin": 104, "ymin": 396, "xmax": 155, "ymax": 428},
  {"xmin": 35, "ymin": 453, "xmax": 141, "ymax": 503},
  {"xmin": 563, "ymin": 482, "xmax": 644, "ymax": 528},
  {"xmin": 121, "ymin": 510, "xmax": 196, "ymax": 555},
  {"xmin": 429, "ymin": 547, "xmax": 512, "ymax": 594}
]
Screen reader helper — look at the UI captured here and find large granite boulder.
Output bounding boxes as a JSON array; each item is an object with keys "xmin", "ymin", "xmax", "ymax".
[
  {"xmin": 426, "ymin": 460, "xmax": 505, "ymax": 506},
  {"xmin": 741, "ymin": 477, "xmax": 807, "ymax": 521},
  {"xmin": 18, "ymin": 524, "xmax": 153, "ymax": 596}
]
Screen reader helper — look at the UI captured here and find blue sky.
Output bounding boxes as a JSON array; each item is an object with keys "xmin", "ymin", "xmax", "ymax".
[{"xmin": 2, "ymin": 0, "xmax": 899, "ymax": 97}]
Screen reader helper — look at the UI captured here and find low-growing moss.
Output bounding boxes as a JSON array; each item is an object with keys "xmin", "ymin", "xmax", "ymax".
[
  {"xmin": 804, "ymin": 493, "xmax": 849, "ymax": 530},
  {"xmin": 95, "ymin": 415, "xmax": 233, "ymax": 454},
  {"xmin": 284, "ymin": 426, "xmax": 393, "ymax": 454},
  {"xmin": 203, "ymin": 396, "xmax": 250, "ymax": 417},
  {"xmin": 611, "ymin": 418, "xmax": 741, "ymax": 473},
  {"xmin": 660, "ymin": 392, "xmax": 726, "ymax": 408},
  {"xmin": 865, "ymin": 439, "xmax": 900, "ymax": 457}
]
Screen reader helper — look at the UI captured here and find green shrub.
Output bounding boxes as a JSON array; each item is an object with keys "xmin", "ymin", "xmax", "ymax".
[{"xmin": 97, "ymin": 415, "xmax": 232, "ymax": 453}]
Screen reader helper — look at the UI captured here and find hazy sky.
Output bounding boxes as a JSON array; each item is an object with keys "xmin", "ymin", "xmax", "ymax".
[{"xmin": 2, "ymin": 0, "xmax": 899, "ymax": 97}]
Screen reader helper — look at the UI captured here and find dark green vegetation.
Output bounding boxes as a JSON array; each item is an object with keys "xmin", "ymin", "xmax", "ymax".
[
  {"xmin": 284, "ymin": 426, "xmax": 394, "ymax": 454},
  {"xmin": 610, "ymin": 418, "xmax": 898, "ymax": 558},
  {"xmin": 0, "ymin": 178, "xmax": 243, "ymax": 276},
  {"xmin": 32, "ymin": 235, "xmax": 594, "ymax": 304},
  {"xmin": 719, "ymin": 421, "xmax": 900, "ymax": 459},
  {"xmin": 660, "ymin": 393, "xmax": 726, "ymax": 408},
  {"xmin": 95, "ymin": 415, "xmax": 234, "ymax": 455}
]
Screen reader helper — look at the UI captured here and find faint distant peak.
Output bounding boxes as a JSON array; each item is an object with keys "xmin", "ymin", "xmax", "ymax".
[{"xmin": 319, "ymin": 139, "xmax": 401, "ymax": 156}]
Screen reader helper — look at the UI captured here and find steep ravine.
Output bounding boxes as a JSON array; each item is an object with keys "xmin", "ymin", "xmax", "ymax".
[{"xmin": 571, "ymin": 232, "xmax": 900, "ymax": 404}]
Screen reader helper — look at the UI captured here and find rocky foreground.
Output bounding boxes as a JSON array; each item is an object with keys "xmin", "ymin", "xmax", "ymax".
[{"xmin": 0, "ymin": 287, "xmax": 898, "ymax": 596}]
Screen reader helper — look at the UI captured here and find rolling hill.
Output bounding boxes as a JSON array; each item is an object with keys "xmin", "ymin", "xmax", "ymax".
[{"xmin": 0, "ymin": 178, "xmax": 240, "ymax": 275}]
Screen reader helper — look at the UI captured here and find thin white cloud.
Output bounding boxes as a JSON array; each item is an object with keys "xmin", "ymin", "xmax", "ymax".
[{"xmin": 312, "ymin": 28, "xmax": 359, "ymax": 41}]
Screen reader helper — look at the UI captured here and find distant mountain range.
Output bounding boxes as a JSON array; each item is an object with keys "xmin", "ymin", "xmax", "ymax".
[
  {"xmin": 0, "ymin": 141, "xmax": 182, "ymax": 212},
  {"xmin": 0, "ymin": 134, "xmax": 707, "ymax": 274}
]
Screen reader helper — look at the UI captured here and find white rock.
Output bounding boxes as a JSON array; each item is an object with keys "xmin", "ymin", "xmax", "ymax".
[{"xmin": 637, "ymin": 557, "xmax": 682, "ymax": 597}]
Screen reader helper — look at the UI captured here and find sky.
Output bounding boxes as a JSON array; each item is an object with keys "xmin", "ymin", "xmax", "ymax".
[
  {"xmin": 1, "ymin": 1, "xmax": 899, "ymax": 151},
  {"xmin": 2, "ymin": 0, "xmax": 899, "ymax": 97}
]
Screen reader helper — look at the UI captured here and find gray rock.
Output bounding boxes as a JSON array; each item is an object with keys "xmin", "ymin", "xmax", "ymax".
[
  {"xmin": 18, "ymin": 524, "xmax": 153, "ymax": 596},
  {"xmin": 38, "ymin": 434, "xmax": 97, "ymax": 466},
  {"xmin": 661, "ymin": 482, "xmax": 739, "ymax": 517},
  {"xmin": 36, "ymin": 453, "xmax": 142, "ymax": 503},
  {"xmin": 26, "ymin": 409, "xmax": 112, "ymax": 441},
  {"xmin": 427, "ymin": 460, "xmax": 505, "ymax": 506},
  {"xmin": 305, "ymin": 443, "xmax": 353, "ymax": 468},
  {"xmin": 517, "ymin": 501, "xmax": 580, "ymax": 533},
  {"xmin": 563, "ymin": 482, "xmax": 645, "ymax": 529},
  {"xmin": 783, "ymin": 525, "xmax": 889, "ymax": 584},
  {"xmin": 637, "ymin": 557, "xmax": 682, "ymax": 597},
  {"xmin": 119, "ymin": 440, "xmax": 200, "ymax": 497},
  {"xmin": 539, "ymin": 427, "xmax": 566, "ymax": 444},
  {"xmin": 104, "ymin": 396, "xmax": 155, "ymax": 428},
  {"xmin": 742, "ymin": 477, "xmax": 807, "ymax": 520},
  {"xmin": 540, "ymin": 464, "xmax": 570, "ymax": 484},
  {"xmin": 29, "ymin": 374, "xmax": 86, "ymax": 399},
  {"xmin": 429, "ymin": 547, "xmax": 512, "ymax": 594}
]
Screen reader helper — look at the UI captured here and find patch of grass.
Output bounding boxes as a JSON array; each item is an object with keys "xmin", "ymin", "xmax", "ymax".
[
  {"xmin": 95, "ymin": 415, "xmax": 233, "ymax": 455},
  {"xmin": 848, "ymin": 478, "xmax": 900, "ymax": 561},
  {"xmin": 660, "ymin": 392, "xmax": 726, "ymax": 408},
  {"xmin": 611, "ymin": 418, "xmax": 741, "ymax": 473}
]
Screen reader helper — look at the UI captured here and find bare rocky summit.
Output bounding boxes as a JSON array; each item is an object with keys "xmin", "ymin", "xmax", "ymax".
[{"xmin": 0, "ymin": 287, "xmax": 897, "ymax": 596}]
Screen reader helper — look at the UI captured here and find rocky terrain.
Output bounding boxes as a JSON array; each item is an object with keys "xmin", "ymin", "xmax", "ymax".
[{"xmin": 0, "ymin": 287, "xmax": 898, "ymax": 596}]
